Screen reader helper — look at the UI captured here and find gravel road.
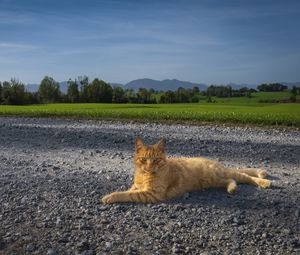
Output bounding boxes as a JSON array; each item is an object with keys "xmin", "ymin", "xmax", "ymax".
[{"xmin": 0, "ymin": 117, "xmax": 299, "ymax": 255}]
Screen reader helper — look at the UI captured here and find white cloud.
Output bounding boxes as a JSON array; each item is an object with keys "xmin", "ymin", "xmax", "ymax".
[{"xmin": 0, "ymin": 42, "xmax": 37, "ymax": 51}]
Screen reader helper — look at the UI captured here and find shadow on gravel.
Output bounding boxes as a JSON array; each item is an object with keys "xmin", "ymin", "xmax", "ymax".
[
  {"xmin": 268, "ymin": 175, "xmax": 280, "ymax": 180},
  {"xmin": 167, "ymin": 186, "xmax": 295, "ymax": 211},
  {"xmin": 1, "ymin": 123, "xmax": 299, "ymax": 166}
]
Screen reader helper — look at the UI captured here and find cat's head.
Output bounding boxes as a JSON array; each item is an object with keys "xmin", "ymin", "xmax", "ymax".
[{"xmin": 134, "ymin": 137, "xmax": 167, "ymax": 174}]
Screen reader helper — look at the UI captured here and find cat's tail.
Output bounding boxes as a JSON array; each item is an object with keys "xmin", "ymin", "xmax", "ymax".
[{"xmin": 227, "ymin": 169, "xmax": 271, "ymax": 189}]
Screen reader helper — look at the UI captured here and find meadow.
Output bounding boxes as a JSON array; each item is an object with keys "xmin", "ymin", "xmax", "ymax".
[{"xmin": 0, "ymin": 92, "xmax": 299, "ymax": 127}]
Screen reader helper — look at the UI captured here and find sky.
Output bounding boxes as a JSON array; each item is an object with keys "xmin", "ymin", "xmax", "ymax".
[{"xmin": 0, "ymin": 0, "xmax": 300, "ymax": 85}]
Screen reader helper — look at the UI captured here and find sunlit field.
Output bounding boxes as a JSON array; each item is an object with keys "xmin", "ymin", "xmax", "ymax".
[{"xmin": 0, "ymin": 100, "xmax": 299, "ymax": 127}]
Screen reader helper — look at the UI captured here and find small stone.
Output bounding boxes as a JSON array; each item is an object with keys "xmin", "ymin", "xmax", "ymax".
[
  {"xmin": 105, "ymin": 242, "xmax": 112, "ymax": 249},
  {"xmin": 169, "ymin": 214, "xmax": 177, "ymax": 219},
  {"xmin": 81, "ymin": 250, "xmax": 95, "ymax": 255},
  {"xmin": 21, "ymin": 196, "xmax": 27, "ymax": 204},
  {"xmin": 237, "ymin": 226, "xmax": 244, "ymax": 232},
  {"xmin": 177, "ymin": 222, "xmax": 182, "ymax": 228},
  {"xmin": 47, "ymin": 249, "xmax": 58, "ymax": 255},
  {"xmin": 282, "ymin": 228, "xmax": 291, "ymax": 235},
  {"xmin": 172, "ymin": 244, "xmax": 182, "ymax": 254},
  {"xmin": 56, "ymin": 217, "xmax": 62, "ymax": 228},
  {"xmin": 233, "ymin": 217, "xmax": 240, "ymax": 224},
  {"xmin": 77, "ymin": 240, "xmax": 89, "ymax": 252},
  {"xmin": 295, "ymin": 209, "xmax": 299, "ymax": 218},
  {"xmin": 26, "ymin": 243, "xmax": 35, "ymax": 252}
]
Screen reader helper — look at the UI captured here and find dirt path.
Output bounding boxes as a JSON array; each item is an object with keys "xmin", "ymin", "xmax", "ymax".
[{"xmin": 0, "ymin": 117, "xmax": 299, "ymax": 254}]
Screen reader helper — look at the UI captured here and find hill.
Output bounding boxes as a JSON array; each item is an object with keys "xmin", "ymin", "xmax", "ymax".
[{"xmin": 124, "ymin": 78, "xmax": 207, "ymax": 91}]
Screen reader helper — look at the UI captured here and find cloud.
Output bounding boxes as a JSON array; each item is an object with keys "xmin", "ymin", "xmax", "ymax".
[{"xmin": 0, "ymin": 42, "xmax": 37, "ymax": 51}]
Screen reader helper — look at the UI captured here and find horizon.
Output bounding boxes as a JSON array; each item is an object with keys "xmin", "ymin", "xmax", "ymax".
[
  {"xmin": 25, "ymin": 77, "xmax": 299, "ymax": 87},
  {"xmin": 1, "ymin": 0, "xmax": 300, "ymax": 85}
]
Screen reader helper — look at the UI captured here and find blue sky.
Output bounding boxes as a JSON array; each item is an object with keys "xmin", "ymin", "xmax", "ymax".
[{"xmin": 0, "ymin": 0, "xmax": 300, "ymax": 85}]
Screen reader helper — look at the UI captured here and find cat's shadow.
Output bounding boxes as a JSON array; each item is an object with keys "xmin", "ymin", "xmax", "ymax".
[
  {"xmin": 267, "ymin": 175, "xmax": 280, "ymax": 180},
  {"xmin": 167, "ymin": 176, "xmax": 286, "ymax": 210}
]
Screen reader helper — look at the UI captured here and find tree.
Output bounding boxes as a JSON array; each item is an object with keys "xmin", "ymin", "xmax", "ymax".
[
  {"xmin": 1, "ymin": 81, "xmax": 11, "ymax": 104},
  {"xmin": 67, "ymin": 79, "xmax": 79, "ymax": 103},
  {"xmin": 24, "ymin": 92, "xmax": 39, "ymax": 104},
  {"xmin": 191, "ymin": 95, "xmax": 199, "ymax": 103},
  {"xmin": 124, "ymin": 89, "xmax": 137, "ymax": 103},
  {"xmin": 0, "ymin": 79, "xmax": 26, "ymax": 105},
  {"xmin": 78, "ymin": 76, "xmax": 89, "ymax": 102},
  {"xmin": 257, "ymin": 83, "xmax": 287, "ymax": 92},
  {"xmin": 158, "ymin": 94, "xmax": 166, "ymax": 103},
  {"xmin": 112, "ymin": 86, "xmax": 127, "ymax": 103},
  {"xmin": 88, "ymin": 78, "xmax": 113, "ymax": 103},
  {"xmin": 176, "ymin": 87, "xmax": 190, "ymax": 103},
  {"xmin": 164, "ymin": 90, "xmax": 177, "ymax": 103},
  {"xmin": 9, "ymin": 78, "xmax": 25, "ymax": 104},
  {"xmin": 138, "ymin": 88, "xmax": 151, "ymax": 103},
  {"xmin": 39, "ymin": 76, "xmax": 60, "ymax": 103},
  {"xmin": 0, "ymin": 81, "xmax": 2, "ymax": 103},
  {"xmin": 192, "ymin": 86, "xmax": 200, "ymax": 95},
  {"xmin": 290, "ymin": 86, "xmax": 297, "ymax": 102}
]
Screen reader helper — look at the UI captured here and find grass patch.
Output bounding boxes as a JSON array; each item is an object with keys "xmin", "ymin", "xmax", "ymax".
[{"xmin": 0, "ymin": 101, "xmax": 299, "ymax": 127}]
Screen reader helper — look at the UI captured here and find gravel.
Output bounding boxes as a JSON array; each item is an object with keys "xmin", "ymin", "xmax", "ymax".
[{"xmin": 0, "ymin": 117, "xmax": 299, "ymax": 255}]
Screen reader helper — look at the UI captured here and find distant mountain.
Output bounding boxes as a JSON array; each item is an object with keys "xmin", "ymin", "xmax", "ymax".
[
  {"xmin": 26, "ymin": 83, "xmax": 39, "ymax": 93},
  {"xmin": 109, "ymin": 83, "xmax": 124, "ymax": 87},
  {"xmin": 281, "ymin": 82, "xmax": 300, "ymax": 89},
  {"xmin": 227, "ymin": 83, "xmax": 257, "ymax": 90},
  {"xmin": 25, "ymin": 79, "xmax": 300, "ymax": 93},
  {"xmin": 124, "ymin": 78, "xmax": 207, "ymax": 91}
]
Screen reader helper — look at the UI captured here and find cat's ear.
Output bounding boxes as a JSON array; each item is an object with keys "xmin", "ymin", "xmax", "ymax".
[
  {"xmin": 135, "ymin": 136, "xmax": 144, "ymax": 151},
  {"xmin": 157, "ymin": 138, "xmax": 166, "ymax": 151}
]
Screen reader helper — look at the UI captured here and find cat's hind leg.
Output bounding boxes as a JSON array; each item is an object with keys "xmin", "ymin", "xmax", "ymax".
[
  {"xmin": 230, "ymin": 171, "xmax": 271, "ymax": 189},
  {"xmin": 237, "ymin": 168, "xmax": 267, "ymax": 178}
]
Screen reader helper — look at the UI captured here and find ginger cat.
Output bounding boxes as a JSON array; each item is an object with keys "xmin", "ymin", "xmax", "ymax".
[{"xmin": 101, "ymin": 137, "xmax": 271, "ymax": 204}]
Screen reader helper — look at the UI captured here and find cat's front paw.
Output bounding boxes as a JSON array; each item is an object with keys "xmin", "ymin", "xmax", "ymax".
[{"xmin": 101, "ymin": 193, "xmax": 119, "ymax": 204}]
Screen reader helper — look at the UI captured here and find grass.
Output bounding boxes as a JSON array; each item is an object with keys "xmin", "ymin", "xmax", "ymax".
[
  {"xmin": 204, "ymin": 91, "xmax": 292, "ymax": 105},
  {"xmin": 0, "ymin": 99, "xmax": 299, "ymax": 127}
]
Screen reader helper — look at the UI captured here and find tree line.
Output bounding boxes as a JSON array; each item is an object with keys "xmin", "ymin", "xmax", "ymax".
[{"xmin": 0, "ymin": 76, "xmax": 298, "ymax": 105}]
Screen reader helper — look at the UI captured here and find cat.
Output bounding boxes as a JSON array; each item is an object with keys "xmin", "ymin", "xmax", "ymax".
[{"xmin": 101, "ymin": 137, "xmax": 271, "ymax": 204}]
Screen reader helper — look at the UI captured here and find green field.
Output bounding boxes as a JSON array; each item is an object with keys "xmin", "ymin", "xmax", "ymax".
[
  {"xmin": 0, "ymin": 92, "xmax": 299, "ymax": 127},
  {"xmin": 212, "ymin": 91, "xmax": 292, "ymax": 104}
]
